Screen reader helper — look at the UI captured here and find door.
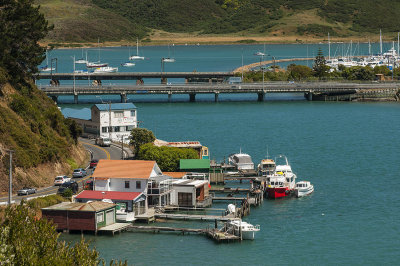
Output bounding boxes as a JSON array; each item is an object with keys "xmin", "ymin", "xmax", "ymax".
[
  {"xmin": 178, "ymin": 192, "xmax": 192, "ymax": 207},
  {"xmin": 105, "ymin": 209, "xmax": 115, "ymax": 225}
]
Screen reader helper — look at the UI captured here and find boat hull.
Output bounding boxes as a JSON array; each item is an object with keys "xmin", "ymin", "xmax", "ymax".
[
  {"xmin": 295, "ymin": 186, "xmax": 314, "ymax": 197},
  {"xmin": 266, "ymin": 187, "xmax": 290, "ymax": 199}
]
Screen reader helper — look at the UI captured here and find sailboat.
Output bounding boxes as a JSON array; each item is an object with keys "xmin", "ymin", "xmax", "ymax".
[
  {"xmin": 75, "ymin": 49, "xmax": 88, "ymax": 64},
  {"xmin": 254, "ymin": 43, "xmax": 266, "ymax": 56},
  {"xmin": 162, "ymin": 43, "xmax": 175, "ymax": 63},
  {"xmin": 40, "ymin": 50, "xmax": 55, "ymax": 72},
  {"xmin": 129, "ymin": 38, "xmax": 145, "ymax": 60},
  {"xmin": 86, "ymin": 39, "xmax": 109, "ymax": 68}
]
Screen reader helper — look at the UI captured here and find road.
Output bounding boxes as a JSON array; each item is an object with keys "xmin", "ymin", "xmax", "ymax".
[{"xmin": 0, "ymin": 138, "xmax": 125, "ymax": 204}]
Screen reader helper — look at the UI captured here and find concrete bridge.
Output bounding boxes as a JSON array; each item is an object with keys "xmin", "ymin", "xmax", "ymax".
[
  {"xmin": 36, "ymin": 72, "xmax": 235, "ymax": 85},
  {"xmin": 39, "ymin": 82, "xmax": 400, "ymax": 103}
]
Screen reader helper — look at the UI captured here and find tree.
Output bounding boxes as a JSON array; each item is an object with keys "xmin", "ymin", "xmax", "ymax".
[
  {"xmin": 0, "ymin": 0, "xmax": 53, "ymax": 81},
  {"xmin": 129, "ymin": 128, "xmax": 155, "ymax": 155},
  {"xmin": 287, "ymin": 64, "xmax": 312, "ymax": 80},
  {"xmin": 313, "ymin": 48, "xmax": 330, "ymax": 79},
  {"xmin": 0, "ymin": 203, "xmax": 101, "ymax": 265},
  {"xmin": 138, "ymin": 143, "xmax": 199, "ymax": 171}
]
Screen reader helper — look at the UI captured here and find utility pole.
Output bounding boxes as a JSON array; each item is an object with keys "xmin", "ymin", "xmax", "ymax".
[
  {"xmin": 121, "ymin": 136, "xmax": 124, "ymax": 160},
  {"xmin": 108, "ymin": 101, "xmax": 112, "ymax": 141},
  {"xmin": 7, "ymin": 150, "xmax": 14, "ymax": 205}
]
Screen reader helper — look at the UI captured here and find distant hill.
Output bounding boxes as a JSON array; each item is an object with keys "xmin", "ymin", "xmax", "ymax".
[{"xmin": 37, "ymin": 0, "xmax": 400, "ymax": 43}]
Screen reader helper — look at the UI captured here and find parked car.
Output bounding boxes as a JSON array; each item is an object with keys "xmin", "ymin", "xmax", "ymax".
[
  {"xmin": 17, "ymin": 187, "xmax": 37, "ymax": 196},
  {"xmin": 72, "ymin": 168, "xmax": 87, "ymax": 178},
  {"xmin": 90, "ymin": 159, "xmax": 98, "ymax": 168},
  {"xmin": 54, "ymin": 175, "xmax": 71, "ymax": 186},
  {"xmin": 57, "ymin": 180, "xmax": 79, "ymax": 194},
  {"xmin": 95, "ymin": 137, "xmax": 111, "ymax": 147}
]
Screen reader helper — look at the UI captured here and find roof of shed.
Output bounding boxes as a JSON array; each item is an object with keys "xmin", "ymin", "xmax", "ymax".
[
  {"xmin": 75, "ymin": 191, "xmax": 142, "ymax": 201},
  {"xmin": 180, "ymin": 159, "xmax": 210, "ymax": 170},
  {"xmin": 42, "ymin": 201, "xmax": 115, "ymax": 212}
]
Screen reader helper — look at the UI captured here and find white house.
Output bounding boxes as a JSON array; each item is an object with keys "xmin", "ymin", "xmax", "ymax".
[
  {"xmin": 91, "ymin": 159, "xmax": 172, "ymax": 210},
  {"xmin": 69, "ymin": 103, "xmax": 137, "ymax": 142},
  {"xmin": 170, "ymin": 179, "xmax": 211, "ymax": 207}
]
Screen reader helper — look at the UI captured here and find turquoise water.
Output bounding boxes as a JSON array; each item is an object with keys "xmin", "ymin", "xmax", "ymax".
[
  {"xmin": 56, "ymin": 44, "xmax": 400, "ymax": 264},
  {"xmin": 61, "ymin": 101, "xmax": 400, "ymax": 265}
]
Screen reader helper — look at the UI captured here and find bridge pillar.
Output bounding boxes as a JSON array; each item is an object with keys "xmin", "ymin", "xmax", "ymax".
[
  {"xmin": 214, "ymin": 92, "xmax": 219, "ymax": 102},
  {"xmin": 161, "ymin": 77, "xmax": 167, "ymax": 84},
  {"xmin": 257, "ymin": 92, "xmax": 265, "ymax": 102},
  {"xmin": 120, "ymin": 93, "xmax": 127, "ymax": 103},
  {"xmin": 168, "ymin": 91, "xmax": 172, "ymax": 102},
  {"xmin": 304, "ymin": 92, "xmax": 313, "ymax": 101},
  {"xmin": 74, "ymin": 93, "xmax": 78, "ymax": 104},
  {"xmin": 189, "ymin": 93, "xmax": 196, "ymax": 102},
  {"xmin": 51, "ymin": 96, "xmax": 58, "ymax": 104},
  {"xmin": 50, "ymin": 79, "xmax": 59, "ymax": 86},
  {"xmin": 136, "ymin": 79, "xmax": 144, "ymax": 85}
]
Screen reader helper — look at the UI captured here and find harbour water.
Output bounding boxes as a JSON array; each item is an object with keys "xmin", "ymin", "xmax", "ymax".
[{"xmin": 56, "ymin": 44, "xmax": 400, "ymax": 265}]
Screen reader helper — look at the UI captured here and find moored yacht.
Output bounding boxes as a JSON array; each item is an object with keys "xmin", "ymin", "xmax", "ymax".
[
  {"xmin": 257, "ymin": 158, "xmax": 276, "ymax": 178},
  {"xmin": 93, "ymin": 66, "xmax": 118, "ymax": 73},
  {"xmin": 228, "ymin": 150, "xmax": 254, "ymax": 171}
]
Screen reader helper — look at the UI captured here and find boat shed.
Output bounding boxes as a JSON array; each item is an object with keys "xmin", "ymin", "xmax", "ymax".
[
  {"xmin": 74, "ymin": 190, "xmax": 145, "ymax": 214},
  {"xmin": 179, "ymin": 159, "xmax": 210, "ymax": 173},
  {"xmin": 170, "ymin": 179, "xmax": 211, "ymax": 207},
  {"xmin": 41, "ymin": 201, "xmax": 116, "ymax": 232}
]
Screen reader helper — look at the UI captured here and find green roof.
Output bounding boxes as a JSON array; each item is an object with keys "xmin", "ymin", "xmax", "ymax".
[{"xmin": 180, "ymin": 159, "xmax": 210, "ymax": 170}]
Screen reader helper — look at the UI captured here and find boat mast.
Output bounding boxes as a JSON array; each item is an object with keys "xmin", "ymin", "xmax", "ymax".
[
  {"xmin": 98, "ymin": 38, "xmax": 100, "ymax": 62},
  {"xmin": 328, "ymin": 32, "xmax": 330, "ymax": 60},
  {"xmin": 136, "ymin": 38, "xmax": 139, "ymax": 56},
  {"xmin": 380, "ymin": 29, "xmax": 383, "ymax": 55},
  {"xmin": 368, "ymin": 39, "xmax": 371, "ymax": 56}
]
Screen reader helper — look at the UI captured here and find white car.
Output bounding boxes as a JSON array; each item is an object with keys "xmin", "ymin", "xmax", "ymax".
[{"xmin": 54, "ymin": 175, "xmax": 70, "ymax": 186}]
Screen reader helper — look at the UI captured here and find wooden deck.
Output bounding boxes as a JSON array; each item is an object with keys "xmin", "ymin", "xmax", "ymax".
[
  {"xmin": 98, "ymin": 223, "xmax": 131, "ymax": 235},
  {"xmin": 154, "ymin": 213, "xmax": 239, "ymax": 222},
  {"xmin": 212, "ymin": 197, "xmax": 247, "ymax": 201}
]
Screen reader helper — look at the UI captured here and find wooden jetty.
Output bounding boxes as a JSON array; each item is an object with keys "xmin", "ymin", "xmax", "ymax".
[
  {"xmin": 126, "ymin": 225, "xmax": 241, "ymax": 242},
  {"xmin": 97, "ymin": 223, "xmax": 131, "ymax": 235},
  {"xmin": 210, "ymin": 187, "xmax": 250, "ymax": 192},
  {"xmin": 212, "ymin": 196, "xmax": 247, "ymax": 201},
  {"xmin": 154, "ymin": 213, "xmax": 239, "ymax": 222}
]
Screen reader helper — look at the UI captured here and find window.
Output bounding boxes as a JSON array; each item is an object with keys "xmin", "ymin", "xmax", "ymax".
[
  {"xmin": 102, "ymin": 127, "xmax": 108, "ymax": 133},
  {"xmin": 127, "ymin": 125, "xmax": 135, "ymax": 131},
  {"xmin": 114, "ymin": 126, "xmax": 120, "ymax": 132},
  {"xmin": 114, "ymin": 111, "xmax": 123, "ymax": 118},
  {"xmin": 97, "ymin": 212, "xmax": 104, "ymax": 223},
  {"xmin": 125, "ymin": 181, "xmax": 130, "ymax": 188},
  {"xmin": 136, "ymin": 181, "xmax": 141, "ymax": 189},
  {"xmin": 130, "ymin": 110, "xmax": 136, "ymax": 117}
]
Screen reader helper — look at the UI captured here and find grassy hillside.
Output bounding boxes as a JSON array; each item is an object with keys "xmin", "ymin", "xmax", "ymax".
[
  {"xmin": 0, "ymin": 68, "xmax": 87, "ymax": 193},
  {"xmin": 36, "ymin": 0, "xmax": 146, "ymax": 43},
  {"xmin": 37, "ymin": 0, "xmax": 400, "ymax": 44}
]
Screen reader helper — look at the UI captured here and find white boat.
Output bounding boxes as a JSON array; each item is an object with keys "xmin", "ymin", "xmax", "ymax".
[
  {"xmin": 129, "ymin": 38, "xmax": 145, "ymax": 60},
  {"xmin": 254, "ymin": 51, "xmax": 266, "ymax": 56},
  {"xmin": 116, "ymin": 209, "xmax": 135, "ymax": 222},
  {"xmin": 87, "ymin": 38, "xmax": 108, "ymax": 68},
  {"xmin": 227, "ymin": 220, "xmax": 260, "ymax": 240},
  {"xmin": 162, "ymin": 57, "xmax": 175, "ymax": 63},
  {"xmin": 121, "ymin": 62, "xmax": 135, "ymax": 67},
  {"xmin": 228, "ymin": 150, "xmax": 254, "ymax": 171},
  {"xmin": 75, "ymin": 49, "xmax": 88, "ymax": 64},
  {"xmin": 93, "ymin": 66, "xmax": 118, "ymax": 73},
  {"xmin": 40, "ymin": 50, "xmax": 55, "ymax": 72},
  {"xmin": 86, "ymin": 62, "xmax": 108, "ymax": 68},
  {"xmin": 294, "ymin": 181, "xmax": 314, "ymax": 197}
]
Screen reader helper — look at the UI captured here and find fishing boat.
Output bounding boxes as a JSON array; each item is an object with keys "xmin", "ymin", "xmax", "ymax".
[
  {"xmin": 257, "ymin": 158, "xmax": 276, "ymax": 178},
  {"xmin": 228, "ymin": 150, "xmax": 254, "ymax": 171},
  {"xmin": 93, "ymin": 66, "xmax": 118, "ymax": 73},
  {"xmin": 227, "ymin": 220, "xmax": 260, "ymax": 240},
  {"xmin": 266, "ymin": 155, "xmax": 297, "ymax": 199},
  {"xmin": 121, "ymin": 62, "xmax": 135, "ymax": 67},
  {"xmin": 129, "ymin": 38, "xmax": 145, "ymax": 60},
  {"xmin": 294, "ymin": 181, "xmax": 314, "ymax": 197}
]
